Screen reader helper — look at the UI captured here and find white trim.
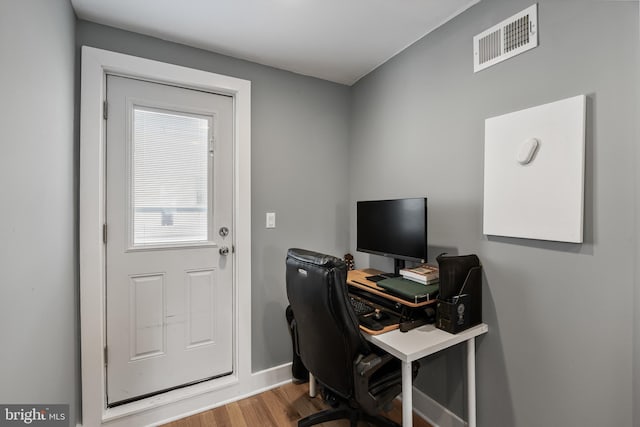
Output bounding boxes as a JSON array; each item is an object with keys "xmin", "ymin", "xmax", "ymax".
[
  {"xmin": 412, "ymin": 386, "xmax": 467, "ymax": 427},
  {"xmin": 80, "ymin": 46, "xmax": 251, "ymax": 426},
  {"xmin": 83, "ymin": 363, "xmax": 292, "ymax": 427},
  {"xmin": 108, "ymin": 364, "xmax": 292, "ymax": 427}
]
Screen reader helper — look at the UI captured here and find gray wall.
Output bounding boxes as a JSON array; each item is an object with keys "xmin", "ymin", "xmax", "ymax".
[
  {"xmin": 635, "ymin": 7, "xmax": 640, "ymax": 426},
  {"xmin": 3, "ymin": 2, "xmax": 638, "ymax": 427},
  {"xmin": 75, "ymin": 21, "xmax": 352, "ymax": 372},
  {"xmin": 0, "ymin": 0, "xmax": 78, "ymax": 423},
  {"xmin": 349, "ymin": 0, "xmax": 638, "ymax": 426}
]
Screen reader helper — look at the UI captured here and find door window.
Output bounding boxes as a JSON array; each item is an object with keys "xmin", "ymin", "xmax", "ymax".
[{"xmin": 131, "ymin": 106, "xmax": 212, "ymax": 247}]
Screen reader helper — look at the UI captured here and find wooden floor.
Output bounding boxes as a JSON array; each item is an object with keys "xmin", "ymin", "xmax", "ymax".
[{"xmin": 161, "ymin": 381, "xmax": 432, "ymax": 427}]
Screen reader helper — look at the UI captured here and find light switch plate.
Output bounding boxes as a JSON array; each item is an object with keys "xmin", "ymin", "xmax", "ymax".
[{"xmin": 266, "ymin": 212, "xmax": 276, "ymax": 228}]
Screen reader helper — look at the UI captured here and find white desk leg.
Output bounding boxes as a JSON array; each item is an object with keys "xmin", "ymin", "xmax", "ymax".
[
  {"xmin": 467, "ymin": 337, "xmax": 476, "ymax": 427},
  {"xmin": 402, "ymin": 361, "xmax": 413, "ymax": 427},
  {"xmin": 309, "ymin": 373, "xmax": 317, "ymax": 397}
]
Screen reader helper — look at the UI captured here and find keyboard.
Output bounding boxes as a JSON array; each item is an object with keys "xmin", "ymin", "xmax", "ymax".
[
  {"xmin": 349, "ymin": 296, "xmax": 375, "ymax": 316},
  {"xmin": 350, "ymin": 287, "xmax": 403, "ymax": 315}
]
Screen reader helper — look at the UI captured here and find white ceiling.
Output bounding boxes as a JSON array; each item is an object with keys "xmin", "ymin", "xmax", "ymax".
[{"xmin": 71, "ymin": 0, "xmax": 479, "ymax": 86}]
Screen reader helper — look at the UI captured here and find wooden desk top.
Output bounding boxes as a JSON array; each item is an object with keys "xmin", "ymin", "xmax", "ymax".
[{"xmin": 347, "ymin": 269, "xmax": 436, "ymax": 308}]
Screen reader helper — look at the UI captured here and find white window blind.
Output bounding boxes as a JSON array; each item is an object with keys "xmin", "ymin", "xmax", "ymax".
[{"xmin": 132, "ymin": 107, "xmax": 211, "ymax": 246}]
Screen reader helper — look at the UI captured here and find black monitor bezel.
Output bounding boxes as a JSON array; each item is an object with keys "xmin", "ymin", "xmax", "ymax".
[{"xmin": 356, "ymin": 197, "xmax": 428, "ymax": 265}]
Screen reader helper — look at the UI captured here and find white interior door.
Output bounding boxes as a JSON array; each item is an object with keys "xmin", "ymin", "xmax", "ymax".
[{"xmin": 105, "ymin": 75, "xmax": 234, "ymax": 406}]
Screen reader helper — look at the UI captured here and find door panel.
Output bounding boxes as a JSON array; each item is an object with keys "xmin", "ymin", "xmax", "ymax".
[
  {"xmin": 129, "ymin": 273, "xmax": 165, "ymax": 360},
  {"xmin": 105, "ymin": 75, "xmax": 234, "ymax": 405},
  {"xmin": 185, "ymin": 268, "xmax": 217, "ymax": 348}
]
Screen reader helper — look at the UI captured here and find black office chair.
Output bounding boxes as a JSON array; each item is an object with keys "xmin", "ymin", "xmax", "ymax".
[{"xmin": 285, "ymin": 248, "xmax": 418, "ymax": 427}]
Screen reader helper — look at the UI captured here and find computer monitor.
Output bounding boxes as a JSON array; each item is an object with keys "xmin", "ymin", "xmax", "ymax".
[{"xmin": 356, "ymin": 198, "xmax": 428, "ymax": 275}]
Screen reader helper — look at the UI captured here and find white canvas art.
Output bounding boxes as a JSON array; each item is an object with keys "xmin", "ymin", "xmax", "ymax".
[{"xmin": 483, "ymin": 95, "xmax": 586, "ymax": 243}]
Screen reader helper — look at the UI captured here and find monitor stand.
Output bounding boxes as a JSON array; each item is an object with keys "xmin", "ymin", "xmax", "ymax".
[
  {"xmin": 393, "ymin": 259, "xmax": 406, "ymax": 277},
  {"xmin": 365, "ymin": 259, "xmax": 405, "ymax": 281}
]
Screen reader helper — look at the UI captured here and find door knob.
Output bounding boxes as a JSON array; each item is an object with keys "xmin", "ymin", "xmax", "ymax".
[{"xmin": 219, "ymin": 246, "xmax": 230, "ymax": 256}]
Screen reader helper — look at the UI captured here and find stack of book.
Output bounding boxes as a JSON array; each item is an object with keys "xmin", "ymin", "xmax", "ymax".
[{"xmin": 399, "ymin": 264, "xmax": 439, "ymax": 285}]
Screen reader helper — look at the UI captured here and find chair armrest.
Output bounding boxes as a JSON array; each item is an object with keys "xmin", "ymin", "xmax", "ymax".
[
  {"xmin": 353, "ymin": 353, "xmax": 403, "ymax": 415},
  {"xmin": 355, "ymin": 353, "xmax": 395, "ymax": 378}
]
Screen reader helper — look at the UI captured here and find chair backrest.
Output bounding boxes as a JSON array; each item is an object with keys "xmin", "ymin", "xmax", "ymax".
[{"xmin": 286, "ymin": 248, "xmax": 370, "ymax": 398}]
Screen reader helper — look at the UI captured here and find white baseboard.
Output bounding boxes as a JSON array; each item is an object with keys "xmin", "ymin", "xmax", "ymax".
[
  {"xmin": 141, "ymin": 366, "xmax": 465, "ymax": 427},
  {"xmin": 83, "ymin": 363, "xmax": 293, "ymax": 427},
  {"xmin": 152, "ymin": 362, "xmax": 293, "ymax": 427},
  {"xmin": 411, "ymin": 386, "xmax": 467, "ymax": 427},
  {"xmin": 80, "ymin": 363, "xmax": 465, "ymax": 427},
  {"xmin": 151, "ymin": 366, "xmax": 465, "ymax": 427}
]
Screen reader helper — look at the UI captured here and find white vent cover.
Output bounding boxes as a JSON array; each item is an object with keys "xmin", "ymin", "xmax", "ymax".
[{"xmin": 473, "ymin": 4, "xmax": 538, "ymax": 73}]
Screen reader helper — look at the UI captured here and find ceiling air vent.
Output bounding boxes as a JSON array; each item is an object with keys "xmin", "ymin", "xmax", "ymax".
[{"xmin": 473, "ymin": 4, "xmax": 538, "ymax": 73}]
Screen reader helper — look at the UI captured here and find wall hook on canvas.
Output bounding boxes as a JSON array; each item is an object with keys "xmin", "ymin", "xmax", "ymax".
[{"xmin": 516, "ymin": 138, "xmax": 539, "ymax": 165}]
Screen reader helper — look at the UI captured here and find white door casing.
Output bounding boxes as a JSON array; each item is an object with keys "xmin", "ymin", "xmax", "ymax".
[
  {"xmin": 105, "ymin": 75, "xmax": 234, "ymax": 405},
  {"xmin": 80, "ymin": 47, "xmax": 251, "ymax": 426}
]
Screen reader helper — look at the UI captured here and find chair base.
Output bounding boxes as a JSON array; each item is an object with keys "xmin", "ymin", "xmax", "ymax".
[{"xmin": 298, "ymin": 405, "xmax": 400, "ymax": 427}]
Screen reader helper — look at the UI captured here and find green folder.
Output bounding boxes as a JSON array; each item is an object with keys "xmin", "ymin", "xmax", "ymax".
[{"xmin": 377, "ymin": 277, "xmax": 439, "ymax": 303}]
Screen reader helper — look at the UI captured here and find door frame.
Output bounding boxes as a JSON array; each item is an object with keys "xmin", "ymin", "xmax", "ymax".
[{"xmin": 80, "ymin": 46, "xmax": 251, "ymax": 426}]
